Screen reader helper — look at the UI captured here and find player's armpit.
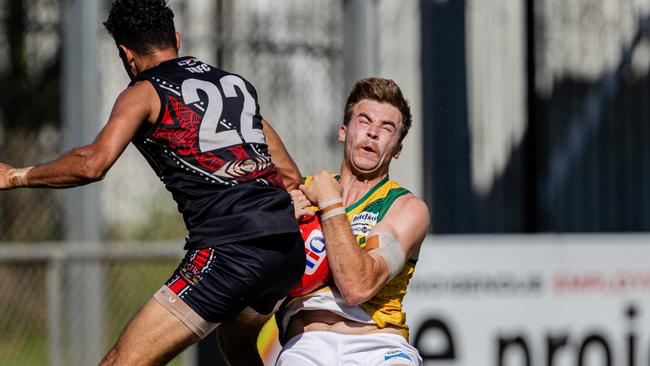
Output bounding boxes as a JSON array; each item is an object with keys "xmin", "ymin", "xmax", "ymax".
[{"xmin": 262, "ymin": 119, "xmax": 302, "ymax": 190}]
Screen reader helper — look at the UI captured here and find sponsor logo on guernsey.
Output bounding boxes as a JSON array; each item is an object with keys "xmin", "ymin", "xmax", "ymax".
[
  {"xmin": 350, "ymin": 211, "xmax": 378, "ymax": 235},
  {"xmin": 177, "ymin": 57, "xmax": 211, "ymax": 73},
  {"xmin": 383, "ymin": 350, "xmax": 412, "ymax": 362},
  {"xmin": 304, "ymin": 229, "xmax": 326, "ymax": 275},
  {"xmin": 177, "ymin": 58, "xmax": 197, "ymax": 67}
]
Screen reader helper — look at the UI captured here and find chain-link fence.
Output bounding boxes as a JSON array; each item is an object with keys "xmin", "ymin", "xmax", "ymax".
[
  {"xmin": 5, "ymin": 0, "xmax": 650, "ymax": 364},
  {"xmin": 0, "ymin": 244, "xmax": 191, "ymax": 366},
  {"xmin": 1, "ymin": 0, "xmax": 348, "ymax": 364},
  {"xmin": 0, "ymin": 0, "xmax": 64, "ymax": 241},
  {"xmin": 0, "ymin": 0, "xmax": 346, "ymax": 242}
]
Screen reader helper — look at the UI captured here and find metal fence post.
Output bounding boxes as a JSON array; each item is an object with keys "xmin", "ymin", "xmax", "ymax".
[
  {"xmin": 47, "ymin": 254, "xmax": 63, "ymax": 366},
  {"xmin": 343, "ymin": 0, "xmax": 378, "ymax": 91},
  {"xmin": 62, "ymin": 0, "xmax": 104, "ymax": 363}
]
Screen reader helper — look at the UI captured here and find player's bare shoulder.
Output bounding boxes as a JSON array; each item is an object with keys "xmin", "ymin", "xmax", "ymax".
[
  {"xmin": 393, "ymin": 194, "xmax": 429, "ymax": 228},
  {"xmin": 380, "ymin": 194, "xmax": 430, "ymax": 253},
  {"xmin": 111, "ymin": 80, "xmax": 160, "ymax": 125}
]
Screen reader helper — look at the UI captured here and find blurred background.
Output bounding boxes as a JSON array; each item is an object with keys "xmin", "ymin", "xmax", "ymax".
[{"xmin": 0, "ymin": 0, "xmax": 648, "ymax": 365}]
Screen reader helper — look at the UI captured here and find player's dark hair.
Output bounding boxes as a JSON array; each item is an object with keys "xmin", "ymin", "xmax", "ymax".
[
  {"xmin": 104, "ymin": 0, "xmax": 176, "ymax": 55},
  {"xmin": 343, "ymin": 78, "xmax": 412, "ymax": 143}
]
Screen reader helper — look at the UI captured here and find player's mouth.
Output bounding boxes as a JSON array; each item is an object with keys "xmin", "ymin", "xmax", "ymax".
[{"xmin": 357, "ymin": 142, "xmax": 378, "ymax": 156}]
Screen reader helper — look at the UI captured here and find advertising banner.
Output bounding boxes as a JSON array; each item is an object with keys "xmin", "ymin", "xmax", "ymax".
[{"xmin": 405, "ymin": 235, "xmax": 650, "ymax": 366}]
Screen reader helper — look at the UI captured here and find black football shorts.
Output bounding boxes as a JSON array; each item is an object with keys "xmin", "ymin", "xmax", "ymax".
[{"xmin": 157, "ymin": 232, "xmax": 304, "ymax": 331}]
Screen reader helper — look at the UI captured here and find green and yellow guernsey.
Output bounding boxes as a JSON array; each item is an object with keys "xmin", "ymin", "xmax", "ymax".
[{"xmin": 280, "ymin": 174, "xmax": 418, "ymax": 340}]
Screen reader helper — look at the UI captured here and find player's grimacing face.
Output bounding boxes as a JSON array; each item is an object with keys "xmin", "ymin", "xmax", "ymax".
[{"xmin": 339, "ymin": 99, "xmax": 403, "ymax": 176}]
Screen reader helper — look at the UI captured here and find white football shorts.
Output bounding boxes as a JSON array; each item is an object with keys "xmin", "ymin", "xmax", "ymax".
[{"xmin": 275, "ymin": 331, "xmax": 422, "ymax": 366}]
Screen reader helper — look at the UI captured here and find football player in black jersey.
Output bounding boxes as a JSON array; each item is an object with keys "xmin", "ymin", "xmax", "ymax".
[{"xmin": 0, "ymin": 1, "xmax": 305, "ymax": 365}]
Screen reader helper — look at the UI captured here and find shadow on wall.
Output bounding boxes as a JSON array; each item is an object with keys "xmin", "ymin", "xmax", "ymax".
[{"xmin": 424, "ymin": 1, "xmax": 650, "ymax": 233}]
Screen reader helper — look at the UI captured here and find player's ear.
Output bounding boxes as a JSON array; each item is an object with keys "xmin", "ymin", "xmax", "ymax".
[
  {"xmin": 118, "ymin": 45, "xmax": 138, "ymax": 77},
  {"xmin": 393, "ymin": 143, "xmax": 403, "ymax": 159},
  {"xmin": 174, "ymin": 32, "xmax": 181, "ymax": 51},
  {"xmin": 118, "ymin": 45, "xmax": 135, "ymax": 65},
  {"xmin": 338, "ymin": 124, "xmax": 347, "ymax": 142}
]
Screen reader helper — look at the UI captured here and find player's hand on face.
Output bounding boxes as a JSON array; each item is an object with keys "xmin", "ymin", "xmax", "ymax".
[
  {"xmin": 299, "ymin": 170, "xmax": 342, "ymax": 207},
  {"xmin": 290, "ymin": 189, "xmax": 316, "ymax": 219},
  {"xmin": 0, "ymin": 163, "xmax": 14, "ymax": 190}
]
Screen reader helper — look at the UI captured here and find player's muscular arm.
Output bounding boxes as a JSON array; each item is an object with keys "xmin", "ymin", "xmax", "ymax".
[
  {"xmin": 0, "ymin": 81, "xmax": 158, "ymax": 190},
  {"xmin": 299, "ymin": 171, "xmax": 381, "ymax": 305},
  {"xmin": 262, "ymin": 119, "xmax": 302, "ymax": 190},
  {"xmin": 301, "ymin": 171, "xmax": 429, "ymax": 306},
  {"xmin": 262, "ymin": 120, "xmax": 302, "ymax": 191}
]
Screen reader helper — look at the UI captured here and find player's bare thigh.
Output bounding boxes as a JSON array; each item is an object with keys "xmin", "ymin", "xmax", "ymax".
[{"xmin": 99, "ymin": 297, "xmax": 200, "ymax": 366}]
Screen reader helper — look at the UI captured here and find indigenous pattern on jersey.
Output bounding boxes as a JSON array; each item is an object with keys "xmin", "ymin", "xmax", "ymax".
[
  {"xmin": 130, "ymin": 57, "xmax": 298, "ymax": 250},
  {"xmin": 279, "ymin": 175, "xmax": 416, "ymax": 340}
]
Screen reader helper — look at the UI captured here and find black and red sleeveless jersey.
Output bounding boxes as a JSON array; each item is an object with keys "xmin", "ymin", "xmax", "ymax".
[{"xmin": 130, "ymin": 56, "xmax": 298, "ymax": 250}]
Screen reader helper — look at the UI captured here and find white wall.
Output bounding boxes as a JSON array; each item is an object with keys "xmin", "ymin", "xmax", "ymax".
[{"xmin": 378, "ymin": 0, "xmax": 423, "ymax": 198}]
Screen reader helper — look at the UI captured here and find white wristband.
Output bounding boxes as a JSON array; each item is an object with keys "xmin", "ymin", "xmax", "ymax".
[
  {"xmin": 10, "ymin": 167, "xmax": 31, "ymax": 188},
  {"xmin": 320, "ymin": 207, "xmax": 346, "ymax": 221},
  {"xmin": 319, "ymin": 198, "xmax": 343, "ymax": 210}
]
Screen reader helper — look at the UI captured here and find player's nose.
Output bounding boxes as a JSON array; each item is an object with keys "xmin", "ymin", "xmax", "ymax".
[{"xmin": 366, "ymin": 124, "xmax": 379, "ymax": 139}]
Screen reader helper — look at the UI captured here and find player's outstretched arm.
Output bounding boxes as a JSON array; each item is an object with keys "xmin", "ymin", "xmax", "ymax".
[
  {"xmin": 300, "ymin": 170, "xmax": 429, "ymax": 306},
  {"xmin": 262, "ymin": 119, "xmax": 302, "ymax": 191},
  {"xmin": 0, "ymin": 81, "xmax": 158, "ymax": 190}
]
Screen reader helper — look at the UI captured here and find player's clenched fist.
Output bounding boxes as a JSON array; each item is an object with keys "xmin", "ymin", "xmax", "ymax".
[
  {"xmin": 290, "ymin": 189, "xmax": 316, "ymax": 220},
  {"xmin": 0, "ymin": 163, "xmax": 30, "ymax": 190},
  {"xmin": 299, "ymin": 170, "xmax": 342, "ymax": 207}
]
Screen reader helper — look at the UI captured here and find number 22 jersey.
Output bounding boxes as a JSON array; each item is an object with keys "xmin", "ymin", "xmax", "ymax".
[{"xmin": 130, "ymin": 57, "xmax": 298, "ymax": 250}]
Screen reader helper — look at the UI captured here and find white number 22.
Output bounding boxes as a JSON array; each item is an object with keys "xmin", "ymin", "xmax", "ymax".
[{"xmin": 181, "ymin": 76, "xmax": 265, "ymax": 153}]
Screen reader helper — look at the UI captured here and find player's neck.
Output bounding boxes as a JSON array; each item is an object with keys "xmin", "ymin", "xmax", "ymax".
[
  {"xmin": 138, "ymin": 48, "xmax": 179, "ymax": 73},
  {"xmin": 338, "ymin": 165, "xmax": 388, "ymax": 207}
]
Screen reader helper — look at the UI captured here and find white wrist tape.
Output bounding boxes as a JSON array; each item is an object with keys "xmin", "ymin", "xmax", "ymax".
[
  {"xmin": 320, "ymin": 207, "xmax": 346, "ymax": 221},
  {"xmin": 368, "ymin": 231, "xmax": 406, "ymax": 280},
  {"xmin": 319, "ymin": 198, "xmax": 343, "ymax": 210},
  {"xmin": 10, "ymin": 167, "xmax": 31, "ymax": 188}
]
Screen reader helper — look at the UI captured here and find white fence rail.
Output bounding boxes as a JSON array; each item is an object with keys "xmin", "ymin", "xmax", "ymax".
[{"xmin": 0, "ymin": 242, "xmax": 192, "ymax": 366}]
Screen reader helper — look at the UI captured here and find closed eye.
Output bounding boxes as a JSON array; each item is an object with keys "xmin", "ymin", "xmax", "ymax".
[{"xmin": 382, "ymin": 122, "xmax": 396, "ymax": 133}]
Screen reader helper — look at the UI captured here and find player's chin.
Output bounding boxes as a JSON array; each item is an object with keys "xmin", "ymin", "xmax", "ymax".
[
  {"xmin": 351, "ymin": 162, "xmax": 383, "ymax": 177},
  {"xmin": 352, "ymin": 155, "xmax": 380, "ymax": 169},
  {"xmin": 364, "ymin": 153, "xmax": 389, "ymax": 166}
]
